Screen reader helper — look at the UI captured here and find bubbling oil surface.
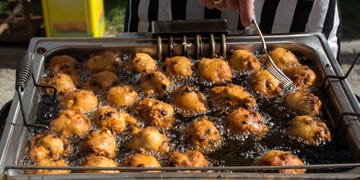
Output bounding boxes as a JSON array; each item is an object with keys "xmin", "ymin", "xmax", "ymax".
[{"xmin": 23, "ymin": 50, "xmax": 353, "ymax": 173}]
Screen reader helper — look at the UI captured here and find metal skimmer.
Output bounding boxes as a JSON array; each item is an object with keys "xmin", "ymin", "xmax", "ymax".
[{"xmin": 252, "ymin": 19, "xmax": 294, "ymax": 88}]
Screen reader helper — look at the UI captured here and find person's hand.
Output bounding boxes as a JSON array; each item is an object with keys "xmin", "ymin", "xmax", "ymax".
[{"xmin": 200, "ymin": 0, "xmax": 254, "ymax": 27}]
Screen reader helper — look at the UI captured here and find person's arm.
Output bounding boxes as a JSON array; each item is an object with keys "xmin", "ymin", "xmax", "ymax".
[{"xmin": 201, "ymin": 0, "xmax": 254, "ymax": 27}]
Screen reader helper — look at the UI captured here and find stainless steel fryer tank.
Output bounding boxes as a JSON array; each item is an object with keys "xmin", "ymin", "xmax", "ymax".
[{"xmin": 0, "ymin": 32, "xmax": 360, "ymax": 179}]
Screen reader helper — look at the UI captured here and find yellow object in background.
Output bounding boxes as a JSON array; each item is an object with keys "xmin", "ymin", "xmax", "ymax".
[{"xmin": 41, "ymin": 0, "xmax": 105, "ymax": 37}]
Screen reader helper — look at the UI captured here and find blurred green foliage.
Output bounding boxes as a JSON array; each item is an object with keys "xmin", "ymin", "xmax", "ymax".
[
  {"xmin": 104, "ymin": 0, "xmax": 127, "ymax": 34},
  {"xmin": 0, "ymin": 1, "xmax": 42, "ymax": 16},
  {"xmin": 0, "ymin": 1, "xmax": 15, "ymax": 14},
  {"xmin": 0, "ymin": 2, "xmax": 10, "ymax": 11}
]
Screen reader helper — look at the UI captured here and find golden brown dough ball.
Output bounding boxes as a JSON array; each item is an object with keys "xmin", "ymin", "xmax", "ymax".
[
  {"xmin": 41, "ymin": 73, "xmax": 79, "ymax": 96},
  {"xmin": 225, "ymin": 107, "xmax": 269, "ymax": 139},
  {"xmin": 129, "ymin": 126, "xmax": 170, "ymax": 153},
  {"xmin": 198, "ymin": 58, "xmax": 232, "ymax": 84},
  {"xmin": 83, "ymin": 128, "xmax": 117, "ymax": 158},
  {"xmin": 266, "ymin": 48, "xmax": 299, "ymax": 69},
  {"xmin": 123, "ymin": 153, "xmax": 161, "ymax": 168},
  {"xmin": 29, "ymin": 133, "xmax": 67, "ymax": 162},
  {"xmin": 248, "ymin": 70, "xmax": 283, "ymax": 99},
  {"xmin": 134, "ymin": 98, "xmax": 174, "ymax": 129},
  {"xmin": 85, "ymin": 71, "xmax": 119, "ymax": 92},
  {"xmin": 210, "ymin": 84, "xmax": 257, "ymax": 110},
  {"xmin": 167, "ymin": 150, "xmax": 208, "ymax": 167},
  {"xmin": 82, "ymin": 154, "xmax": 119, "ymax": 173},
  {"xmin": 25, "ymin": 159, "xmax": 70, "ymax": 175},
  {"xmin": 94, "ymin": 105, "xmax": 138, "ymax": 134},
  {"xmin": 49, "ymin": 55, "xmax": 81, "ymax": 75},
  {"xmin": 284, "ymin": 91, "xmax": 321, "ymax": 116},
  {"xmin": 60, "ymin": 89, "xmax": 98, "ymax": 113},
  {"xmin": 229, "ymin": 49, "xmax": 261, "ymax": 71},
  {"xmin": 107, "ymin": 85, "xmax": 138, "ymax": 107},
  {"xmin": 171, "ymin": 86, "xmax": 208, "ymax": 117},
  {"xmin": 164, "ymin": 56, "xmax": 193, "ymax": 77},
  {"xmin": 139, "ymin": 71, "xmax": 171, "ymax": 97},
  {"xmin": 284, "ymin": 65, "xmax": 316, "ymax": 90},
  {"xmin": 51, "ymin": 109, "xmax": 92, "ymax": 138},
  {"xmin": 286, "ymin": 115, "xmax": 331, "ymax": 145},
  {"xmin": 184, "ymin": 117, "xmax": 222, "ymax": 153},
  {"xmin": 122, "ymin": 53, "xmax": 157, "ymax": 73},
  {"xmin": 255, "ymin": 150, "xmax": 305, "ymax": 174},
  {"xmin": 86, "ymin": 51, "xmax": 120, "ymax": 73}
]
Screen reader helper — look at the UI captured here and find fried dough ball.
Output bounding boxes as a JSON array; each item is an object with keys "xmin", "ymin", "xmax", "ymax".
[
  {"xmin": 129, "ymin": 126, "xmax": 170, "ymax": 153},
  {"xmin": 140, "ymin": 71, "xmax": 171, "ymax": 97},
  {"xmin": 210, "ymin": 84, "xmax": 257, "ymax": 110},
  {"xmin": 229, "ymin": 49, "xmax": 261, "ymax": 71},
  {"xmin": 122, "ymin": 53, "xmax": 157, "ymax": 73},
  {"xmin": 94, "ymin": 106, "xmax": 138, "ymax": 134},
  {"xmin": 107, "ymin": 85, "xmax": 138, "ymax": 107},
  {"xmin": 248, "ymin": 70, "xmax": 283, "ymax": 99},
  {"xmin": 255, "ymin": 150, "xmax": 305, "ymax": 174},
  {"xmin": 171, "ymin": 86, "xmax": 208, "ymax": 117},
  {"xmin": 164, "ymin": 56, "xmax": 193, "ymax": 77},
  {"xmin": 167, "ymin": 150, "xmax": 208, "ymax": 167},
  {"xmin": 85, "ymin": 71, "xmax": 119, "ymax": 92},
  {"xmin": 134, "ymin": 98, "xmax": 174, "ymax": 129},
  {"xmin": 41, "ymin": 73, "xmax": 79, "ymax": 96},
  {"xmin": 29, "ymin": 133, "xmax": 67, "ymax": 162},
  {"xmin": 25, "ymin": 159, "xmax": 70, "ymax": 175},
  {"xmin": 284, "ymin": 91, "xmax": 321, "ymax": 116},
  {"xmin": 286, "ymin": 115, "xmax": 331, "ymax": 145},
  {"xmin": 184, "ymin": 117, "xmax": 222, "ymax": 153},
  {"xmin": 83, "ymin": 128, "xmax": 117, "ymax": 158},
  {"xmin": 60, "ymin": 89, "xmax": 98, "ymax": 113},
  {"xmin": 86, "ymin": 51, "xmax": 120, "ymax": 73},
  {"xmin": 51, "ymin": 109, "xmax": 92, "ymax": 138},
  {"xmin": 284, "ymin": 65, "xmax": 316, "ymax": 90},
  {"xmin": 82, "ymin": 154, "xmax": 119, "ymax": 173},
  {"xmin": 49, "ymin": 55, "xmax": 81, "ymax": 74},
  {"xmin": 198, "ymin": 58, "xmax": 232, "ymax": 84},
  {"xmin": 226, "ymin": 107, "xmax": 269, "ymax": 138},
  {"xmin": 123, "ymin": 153, "xmax": 161, "ymax": 168},
  {"xmin": 266, "ymin": 48, "xmax": 299, "ymax": 69}
]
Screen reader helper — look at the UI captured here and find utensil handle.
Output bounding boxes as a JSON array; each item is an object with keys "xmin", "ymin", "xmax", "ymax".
[
  {"xmin": 15, "ymin": 52, "xmax": 33, "ymax": 92},
  {"xmin": 251, "ymin": 19, "xmax": 267, "ymax": 52}
]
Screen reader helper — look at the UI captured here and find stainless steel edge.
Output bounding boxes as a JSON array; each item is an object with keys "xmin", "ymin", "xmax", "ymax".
[{"xmin": 4, "ymin": 171, "xmax": 360, "ymax": 180}]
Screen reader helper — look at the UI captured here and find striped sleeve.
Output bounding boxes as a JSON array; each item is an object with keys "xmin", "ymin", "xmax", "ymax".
[
  {"xmin": 272, "ymin": 0, "xmax": 297, "ymax": 33},
  {"xmin": 124, "ymin": 0, "xmax": 140, "ymax": 32},
  {"xmin": 324, "ymin": 0, "xmax": 341, "ymax": 59},
  {"xmin": 259, "ymin": 0, "xmax": 280, "ymax": 33},
  {"xmin": 137, "ymin": 0, "xmax": 151, "ymax": 32},
  {"xmin": 290, "ymin": 0, "xmax": 315, "ymax": 32}
]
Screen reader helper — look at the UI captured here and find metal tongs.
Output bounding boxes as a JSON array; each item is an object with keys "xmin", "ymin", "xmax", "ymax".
[{"xmin": 252, "ymin": 19, "xmax": 293, "ymax": 88}]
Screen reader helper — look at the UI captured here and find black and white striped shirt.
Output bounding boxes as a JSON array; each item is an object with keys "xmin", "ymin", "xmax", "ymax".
[{"xmin": 124, "ymin": 0, "xmax": 341, "ymax": 59}]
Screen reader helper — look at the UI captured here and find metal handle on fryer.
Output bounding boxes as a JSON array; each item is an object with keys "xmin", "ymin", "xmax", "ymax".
[
  {"xmin": 152, "ymin": 20, "xmax": 229, "ymax": 59},
  {"xmin": 14, "ymin": 52, "xmax": 50, "ymax": 130},
  {"xmin": 15, "ymin": 52, "xmax": 33, "ymax": 92}
]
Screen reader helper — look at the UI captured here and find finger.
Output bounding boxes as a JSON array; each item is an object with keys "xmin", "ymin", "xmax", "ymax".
[
  {"xmin": 214, "ymin": 0, "xmax": 227, "ymax": 11},
  {"xmin": 201, "ymin": 0, "xmax": 216, "ymax": 9},
  {"xmin": 238, "ymin": 0, "xmax": 254, "ymax": 27},
  {"xmin": 225, "ymin": 0, "xmax": 239, "ymax": 10}
]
